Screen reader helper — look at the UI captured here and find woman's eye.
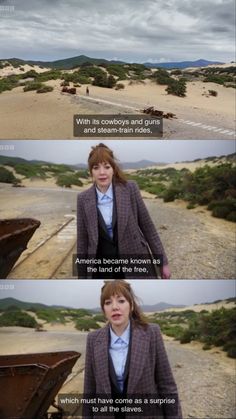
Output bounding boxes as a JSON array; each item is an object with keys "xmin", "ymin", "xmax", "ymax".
[
  {"xmin": 118, "ymin": 299, "xmax": 125, "ymax": 303},
  {"xmin": 104, "ymin": 300, "xmax": 111, "ymax": 305}
]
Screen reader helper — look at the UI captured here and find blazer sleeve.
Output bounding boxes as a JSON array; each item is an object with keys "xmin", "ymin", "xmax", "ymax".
[
  {"xmin": 129, "ymin": 181, "xmax": 168, "ymax": 265},
  {"xmin": 77, "ymin": 194, "xmax": 89, "ymax": 278},
  {"xmin": 154, "ymin": 325, "xmax": 182, "ymax": 419}
]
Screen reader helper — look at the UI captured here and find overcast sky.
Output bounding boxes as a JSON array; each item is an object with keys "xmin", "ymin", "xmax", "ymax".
[
  {"xmin": 0, "ymin": 140, "xmax": 235, "ymax": 165},
  {"xmin": 0, "ymin": 280, "xmax": 235, "ymax": 308},
  {"xmin": 0, "ymin": 0, "xmax": 235, "ymax": 63}
]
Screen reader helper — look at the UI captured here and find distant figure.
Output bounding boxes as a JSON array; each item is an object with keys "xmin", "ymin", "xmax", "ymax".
[{"xmin": 86, "ymin": 86, "xmax": 89, "ymax": 96}]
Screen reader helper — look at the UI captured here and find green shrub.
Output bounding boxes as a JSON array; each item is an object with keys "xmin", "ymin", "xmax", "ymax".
[
  {"xmin": 186, "ymin": 203, "xmax": 196, "ymax": 209},
  {"xmin": 36, "ymin": 309, "xmax": 65, "ymax": 323},
  {"xmin": 0, "ymin": 167, "xmax": 19, "ymax": 184},
  {"xmin": 223, "ymin": 340, "xmax": 236, "ymax": 358},
  {"xmin": 75, "ymin": 318, "xmax": 100, "ymax": 331},
  {"xmin": 93, "ymin": 313, "xmax": 106, "ymax": 322},
  {"xmin": 163, "ymin": 187, "xmax": 180, "ymax": 202},
  {"xmin": 226, "ymin": 211, "xmax": 236, "ymax": 222},
  {"xmin": 202, "ymin": 343, "xmax": 212, "ymax": 350},
  {"xmin": 166, "ymin": 79, "xmax": 187, "ymax": 97},
  {"xmin": 21, "ymin": 70, "xmax": 38, "ymax": 79},
  {"xmin": 23, "ymin": 82, "xmax": 43, "ymax": 92},
  {"xmin": 171, "ymin": 69, "xmax": 182, "ymax": 75},
  {"xmin": 0, "ymin": 311, "xmax": 37, "ymax": 328},
  {"xmin": 14, "ymin": 163, "xmax": 46, "ymax": 179},
  {"xmin": 107, "ymin": 64, "xmax": 127, "ymax": 80},
  {"xmin": 36, "ymin": 85, "xmax": 54, "ymax": 93},
  {"xmin": 56, "ymin": 173, "xmax": 83, "ymax": 188},
  {"xmin": 0, "ymin": 75, "xmax": 20, "ymax": 93},
  {"xmin": 204, "ymin": 74, "xmax": 234, "ymax": 85},
  {"xmin": 153, "ymin": 69, "xmax": 172, "ymax": 85}
]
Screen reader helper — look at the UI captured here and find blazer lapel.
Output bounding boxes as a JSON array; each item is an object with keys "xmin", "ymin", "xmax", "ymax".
[
  {"xmin": 93, "ymin": 324, "xmax": 112, "ymax": 395},
  {"xmin": 83, "ymin": 185, "xmax": 98, "ymax": 246},
  {"xmin": 114, "ymin": 183, "xmax": 130, "ymax": 244},
  {"xmin": 127, "ymin": 324, "xmax": 150, "ymax": 393}
]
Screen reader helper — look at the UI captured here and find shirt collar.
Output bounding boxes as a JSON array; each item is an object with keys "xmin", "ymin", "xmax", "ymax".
[
  {"xmin": 96, "ymin": 183, "xmax": 113, "ymax": 201},
  {"xmin": 110, "ymin": 321, "xmax": 130, "ymax": 345}
]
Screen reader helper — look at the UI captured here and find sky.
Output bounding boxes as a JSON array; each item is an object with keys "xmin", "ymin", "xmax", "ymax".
[
  {"xmin": 0, "ymin": 0, "xmax": 235, "ymax": 63},
  {"xmin": 0, "ymin": 140, "xmax": 235, "ymax": 165},
  {"xmin": 0, "ymin": 280, "xmax": 235, "ymax": 308}
]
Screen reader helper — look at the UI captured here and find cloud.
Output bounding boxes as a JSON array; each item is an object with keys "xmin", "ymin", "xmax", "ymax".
[{"xmin": 0, "ymin": 0, "xmax": 234, "ymax": 62}]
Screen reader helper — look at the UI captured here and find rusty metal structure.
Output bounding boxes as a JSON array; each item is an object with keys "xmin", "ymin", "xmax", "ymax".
[
  {"xmin": 0, "ymin": 218, "xmax": 40, "ymax": 278},
  {"xmin": 0, "ymin": 351, "xmax": 80, "ymax": 419}
]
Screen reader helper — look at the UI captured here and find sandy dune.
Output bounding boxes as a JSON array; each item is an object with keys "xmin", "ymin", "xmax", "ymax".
[{"xmin": 0, "ymin": 75, "xmax": 235, "ymax": 139}]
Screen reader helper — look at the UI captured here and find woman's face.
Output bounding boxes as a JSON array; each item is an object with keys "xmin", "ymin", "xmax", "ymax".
[
  {"xmin": 91, "ymin": 161, "xmax": 114, "ymax": 192},
  {"xmin": 103, "ymin": 293, "xmax": 131, "ymax": 333}
]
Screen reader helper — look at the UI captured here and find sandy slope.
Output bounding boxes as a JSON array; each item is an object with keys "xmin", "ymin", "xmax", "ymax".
[{"xmin": 0, "ymin": 75, "xmax": 235, "ymax": 138}]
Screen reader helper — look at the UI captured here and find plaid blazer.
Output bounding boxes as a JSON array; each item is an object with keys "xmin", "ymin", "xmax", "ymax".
[
  {"xmin": 83, "ymin": 322, "xmax": 182, "ymax": 419},
  {"xmin": 77, "ymin": 181, "xmax": 168, "ymax": 278}
]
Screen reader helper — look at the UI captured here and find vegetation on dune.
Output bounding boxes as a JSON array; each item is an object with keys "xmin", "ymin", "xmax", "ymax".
[
  {"xmin": 0, "ymin": 157, "xmax": 89, "ymax": 187},
  {"xmin": 23, "ymin": 81, "xmax": 44, "ymax": 92},
  {"xmin": 56, "ymin": 172, "xmax": 83, "ymax": 188},
  {"xmin": 0, "ymin": 75, "xmax": 20, "ymax": 93},
  {"xmin": 14, "ymin": 163, "xmax": 48, "ymax": 179},
  {"xmin": 75, "ymin": 317, "xmax": 100, "ymax": 331},
  {"xmin": 127, "ymin": 162, "xmax": 236, "ymax": 222},
  {"xmin": 152, "ymin": 69, "xmax": 187, "ymax": 96},
  {"xmin": 35, "ymin": 309, "xmax": 66, "ymax": 324},
  {"xmin": 149, "ymin": 307, "xmax": 236, "ymax": 358},
  {"xmin": 0, "ymin": 310, "xmax": 38, "ymax": 328},
  {"xmin": 36, "ymin": 85, "xmax": 54, "ymax": 93},
  {"xmin": 0, "ymin": 166, "xmax": 20, "ymax": 184}
]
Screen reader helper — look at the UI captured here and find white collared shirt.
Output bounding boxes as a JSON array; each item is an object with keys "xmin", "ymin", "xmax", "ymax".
[
  {"xmin": 109, "ymin": 322, "xmax": 130, "ymax": 392},
  {"xmin": 96, "ymin": 183, "xmax": 113, "ymax": 238}
]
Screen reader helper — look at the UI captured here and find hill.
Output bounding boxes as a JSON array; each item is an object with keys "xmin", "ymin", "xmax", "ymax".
[
  {"xmin": 144, "ymin": 59, "xmax": 223, "ymax": 69},
  {"xmin": 0, "ymin": 297, "xmax": 66, "ymax": 311},
  {"xmin": 1, "ymin": 56, "xmax": 224, "ymax": 71}
]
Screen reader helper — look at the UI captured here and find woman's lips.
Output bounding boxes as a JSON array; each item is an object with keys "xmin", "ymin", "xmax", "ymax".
[{"xmin": 112, "ymin": 314, "xmax": 121, "ymax": 319}]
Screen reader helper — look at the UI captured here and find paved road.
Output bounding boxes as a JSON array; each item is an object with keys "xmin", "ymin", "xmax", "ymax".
[{"xmin": 75, "ymin": 94, "xmax": 236, "ymax": 140}]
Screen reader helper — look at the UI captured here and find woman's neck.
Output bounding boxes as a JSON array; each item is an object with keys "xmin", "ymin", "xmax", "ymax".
[
  {"xmin": 111, "ymin": 320, "xmax": 129, "ymax": 337},
  {"xmin": 96, "ymin": 184, "xmax": 110, "ymax": 194}
]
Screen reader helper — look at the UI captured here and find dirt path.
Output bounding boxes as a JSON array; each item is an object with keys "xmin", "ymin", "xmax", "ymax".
[
  {"xmin": 1, "ymin": 184, "xmax": 235, "ymax": 279},
  {"xmin": 0, "ymin": 328, "xmax": 235, "ymax": 418},
  {"xmin": 145, "ymin": 198, "xmax": 236, "ymax": 279}
]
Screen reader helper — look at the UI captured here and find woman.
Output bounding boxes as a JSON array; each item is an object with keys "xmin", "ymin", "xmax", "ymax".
[
  {"xmin": 77, "ymin": 143, "xmax": 170, "ymax": 279},
  {"xmin": 83, "ymin": 281, "xmax": 182, "ymax": 418}
]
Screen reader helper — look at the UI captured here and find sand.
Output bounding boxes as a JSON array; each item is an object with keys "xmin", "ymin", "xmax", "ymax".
[{"xmin": 0, "ymin": 75, "xmax": 235, "ymax": 139}]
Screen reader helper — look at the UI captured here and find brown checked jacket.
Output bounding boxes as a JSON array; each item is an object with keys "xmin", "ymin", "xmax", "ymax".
[
  {"xmin": 76, "ymin": 181, "xmax": 168, "ymax": 278},
  {"xmin": 83, "ymin": 322, "xmax": 182, "ymax": 419}
]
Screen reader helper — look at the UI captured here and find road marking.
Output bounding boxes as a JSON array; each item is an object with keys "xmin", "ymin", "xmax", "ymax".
[{"xmin": 179, "ymin": 119, "xmax": 235, "ymax": 137}]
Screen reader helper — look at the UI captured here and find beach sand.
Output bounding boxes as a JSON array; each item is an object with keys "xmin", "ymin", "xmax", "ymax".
[{"xmin": 0, "ymin": 77, "xmax": 235, "ymax": 139}]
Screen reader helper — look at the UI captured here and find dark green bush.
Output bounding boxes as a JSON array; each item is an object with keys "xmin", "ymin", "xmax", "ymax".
[
  {"xmin": 166, "ymin": 79, "xmax": 187, "ymax": 97},
  {"xmin": 0, "ymin": 167, "xmax": 19, "ymax": 184},
  {"xmin": 75, "ymin": 318, "xmax": 100, "ymax": 331},
  {"xmin": 204, "ymin": 74, "xmax": 234, "ymax": 85},
  {"xmin": 37, "ymin": 85, "xmax": 54, "ymax": 93},
  {"xmin": 56, "ymin": 173, "xmax": 83, "ymax": 188},
  {"xmin": 153, "ymin": 69, "xmax": 172, "ymax": 85},
  {"xmin": 14, "ymin": 163, "xmax": 46, "ymax": 179},
  {"xmin": 0, "ymin": 311, "xmax": 37, "ymax": 328},
  {"xmin": 23, "ymin": 82, "xmax": 43, "ymax": 92}
]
